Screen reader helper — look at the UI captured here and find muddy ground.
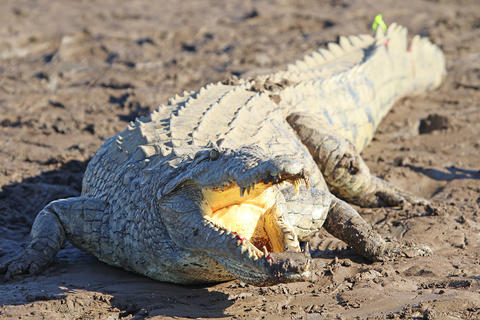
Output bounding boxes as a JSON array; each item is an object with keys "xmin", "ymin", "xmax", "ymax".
[{"xmin": 0, "ymin": 0, "xmax": 479, "ymax": 319}]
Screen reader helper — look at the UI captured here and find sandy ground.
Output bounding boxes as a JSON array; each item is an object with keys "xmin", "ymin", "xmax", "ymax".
[{"xmin": 0, "ymin": 0, "xmax": 479, "ymax": 319}]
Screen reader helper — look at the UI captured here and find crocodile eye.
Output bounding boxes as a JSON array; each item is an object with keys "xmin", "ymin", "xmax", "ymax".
[{"xmin": 209, "ymin": 149, "xmax": 220, "ymax": 161}]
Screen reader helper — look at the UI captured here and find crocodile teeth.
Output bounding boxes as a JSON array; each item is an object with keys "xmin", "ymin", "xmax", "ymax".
[
  {"xmin": 262, "ymin": 246, "xmax": 269, "ymax": 258},
  {"xmin": 207, "ymin": 219, "xmax": 265, "ymax": 261},
  {"xmin": 304, "ymin": 176, "xmax": 310, "ymax": 189},
  {"xmin": 303, "ymin": 242, "xmax": 311, "ymax": 258},
  {"xmin": 240, "ymin": 187, "xmax": 246, "ymax": 197},
  {"xmin": 248, "ymin": 247, "xmax": 257, "ymax": 259},
  {"xmin": 293, "ymin": 181, "xmax": 300, "ymax": 195},
  {"xmin": 292, "ymin": 178, "xmax": 303, "ymax": 195}
]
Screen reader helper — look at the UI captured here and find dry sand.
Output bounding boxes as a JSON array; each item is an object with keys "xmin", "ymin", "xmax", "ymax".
[{"xmin": 0, "ymin": 0, "xmax": 479, "ymax": 319}]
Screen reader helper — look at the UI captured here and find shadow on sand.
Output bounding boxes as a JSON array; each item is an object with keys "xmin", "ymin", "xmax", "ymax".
[{"xmin": 405, "ymin": 165, "xmax": 480, "ymax": 181}]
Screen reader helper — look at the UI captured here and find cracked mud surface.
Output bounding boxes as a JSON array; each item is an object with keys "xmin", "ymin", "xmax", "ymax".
[{"xmin": 1, "ymin": 0, "xmax": 479, "ymax": 319}]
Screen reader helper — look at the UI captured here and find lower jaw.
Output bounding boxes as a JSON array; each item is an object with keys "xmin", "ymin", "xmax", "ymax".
[
  {"xmin": 206, "ymin": 207, "xmax": 299, "ymax": 257},
  {"xmin": 221, "ymin": 260, "xmax": 311, "ymax": 286},
  {"xmin": 200, "ymin": 220, "xmax": 311, "ymax": 285},
  {"xmin": 260, "ymin": 270, "xmax": 312, "ymax": 286}
]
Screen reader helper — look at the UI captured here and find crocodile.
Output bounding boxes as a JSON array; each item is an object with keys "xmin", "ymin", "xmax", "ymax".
[{"xmin": 1, "ymin": 23, "xmax": 445, "ymax": 286}]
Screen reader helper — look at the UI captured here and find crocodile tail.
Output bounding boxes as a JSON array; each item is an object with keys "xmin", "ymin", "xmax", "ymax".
[
  {"xmin": 274, "ymin": 22, "xmax": 445, "ymax": 95},
  {"xmin": 377, "ymin": 23, "xmax": 446, "ymax": 95},
  {"xmin": 273, "ymin": 23, "xmax": 446, "ymax": 150}
]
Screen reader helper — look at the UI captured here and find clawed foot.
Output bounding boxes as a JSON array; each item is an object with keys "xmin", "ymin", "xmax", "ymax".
[
  {"xmin": 363, "ymin": 177, "xmax": 430, "ymax": 207},
  {"xmin": 0, "ymin": 248, "xmax": 52, "ymax": 280},
  {"xmin": 374, "ymin": 189, "xmax": 429, "ymax": 207},
  {"xmin": 377, "ymin": 241, "xmax": 432, "ymax": 262}
]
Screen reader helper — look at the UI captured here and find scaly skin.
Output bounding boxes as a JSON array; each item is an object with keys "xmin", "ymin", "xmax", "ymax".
[{"xmin": 1, "ymin": 23, "xmax": 444, "ymax": 286}]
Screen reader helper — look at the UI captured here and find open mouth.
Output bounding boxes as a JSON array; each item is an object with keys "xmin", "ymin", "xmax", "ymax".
[{"xmin": 201, "ymin": 174, "xmax": 308, "ymax": 260}]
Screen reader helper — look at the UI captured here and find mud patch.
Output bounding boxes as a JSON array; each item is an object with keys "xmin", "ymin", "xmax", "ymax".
[{"xmin": 1, "ymin": 0, "xmax": 480, "ymax": 319}]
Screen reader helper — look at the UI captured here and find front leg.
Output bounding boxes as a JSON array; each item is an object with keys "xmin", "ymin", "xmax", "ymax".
[
  {"xmin": 287, "ymin": 113, "xmax": 427, "ymax": 207},
  {"xmin": 1, "ymin": 197, "xmax": 106, "ymax": 279},
  {"xmin": 282, "ymin": 184, "xmax": 431, "ymax": 261},
  {"xmin": 324, "ymin": 196, "xmax": 432, "ymax": 261}
]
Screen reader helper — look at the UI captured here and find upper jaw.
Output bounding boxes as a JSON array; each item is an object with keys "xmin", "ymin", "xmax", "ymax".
[{"xmin": 160, "ymin": 147, "xmax": 309, "ymax": 199}]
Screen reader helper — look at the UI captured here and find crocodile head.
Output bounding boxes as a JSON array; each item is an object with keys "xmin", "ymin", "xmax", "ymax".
[{"xmin": 158, "ymin": 145, "xmax": 311, "ymax": 286}]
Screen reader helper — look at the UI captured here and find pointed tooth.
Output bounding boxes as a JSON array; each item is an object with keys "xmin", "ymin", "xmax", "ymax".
[
  {"xmin": 304, "ymin": 243, "xmax": 311, "ymax": 257},
  {"xmin": 294, "ymin": 184, "xmax": 300, "ymax": 195},
  {"xmin": 291, "ymin": 178, "xmax": 301, "ymax": 195},
  {"xmin": 240, "ymin": 187, "xmax": 245, "ymax": 197},
  {"xmin": 262, "ymin": 246, "xmax": 269, "ymax": 257},
  {"xmin": 296, "ymin": 178, "xmax": 302, "ymax": 186},
  {"xmin": 246, "ymin": 186, "xmax": 251, "ymax": 195}
]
